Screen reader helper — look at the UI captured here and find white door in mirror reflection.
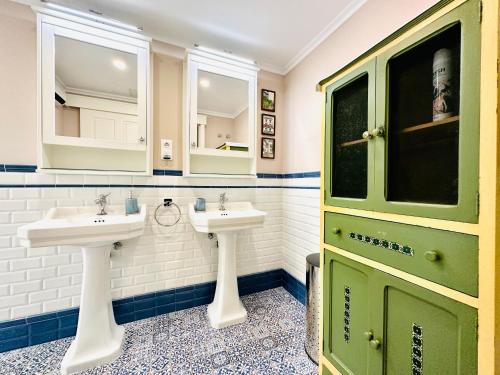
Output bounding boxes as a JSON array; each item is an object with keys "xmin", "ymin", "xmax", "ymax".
[{"xmin": 80, "ymin": 109, "xmax": 139, "ymax": 143}]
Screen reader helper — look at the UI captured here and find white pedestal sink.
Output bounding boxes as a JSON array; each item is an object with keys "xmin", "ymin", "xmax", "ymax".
[
  {"xmin": 188, "ymin": 202, "xmax": 266, "ymax": 329},
  {"xmin": 17, "ymin": 205, "xmax": 146, "ymax": 374}
]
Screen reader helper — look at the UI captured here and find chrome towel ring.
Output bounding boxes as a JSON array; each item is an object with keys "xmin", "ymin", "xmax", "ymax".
[{"xmin": 154, "ymin": 199, "xmax": 181, "ymax": 227}]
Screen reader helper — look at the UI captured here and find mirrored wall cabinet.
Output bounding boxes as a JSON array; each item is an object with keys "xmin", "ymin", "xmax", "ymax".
[
  {"xmin": 184, "ymin": 49, "xmax": 259, "ymax": 178},
  {"xmin": 36, "ymin": 8, "xmax": 152, "ymax": 175}
]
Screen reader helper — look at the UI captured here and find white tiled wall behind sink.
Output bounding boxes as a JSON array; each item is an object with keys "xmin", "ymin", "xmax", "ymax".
[{"xmin": 0, "ymin": 172, "xmax": 319, "ymax": 321}]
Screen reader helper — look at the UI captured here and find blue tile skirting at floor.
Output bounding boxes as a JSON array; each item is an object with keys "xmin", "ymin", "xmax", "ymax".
[
  {"xmin": 0, "ymin": 269, "xmax": 305, "ymax": 353},
  {"xmin": 0, "ymin": 165, "xmax": 319, "ymax": 180}
]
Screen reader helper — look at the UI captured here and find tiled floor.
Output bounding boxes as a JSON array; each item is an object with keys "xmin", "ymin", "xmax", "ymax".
[{"xmin": 0, "ymin": 288, "xmax": 318, "ymax": 375}]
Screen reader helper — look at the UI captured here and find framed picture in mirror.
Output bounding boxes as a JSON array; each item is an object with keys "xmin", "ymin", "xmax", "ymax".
[
  {"xmin": 261, "ymin": 114, "xmax": 275, "ymax": 136},
  {"xmin": 261, "ymin": 89, "xmax": 276, "ymax": 112},
  {"xmin": 261, "ymin": 137, "xmax": 275, "ymax": 159}
]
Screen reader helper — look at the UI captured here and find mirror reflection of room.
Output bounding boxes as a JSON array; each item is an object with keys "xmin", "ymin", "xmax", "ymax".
[
  {"xmin": 54, "ymin": 36, "xmax": 139, "ymax": 144},
  {"xmin": 196, "ymin": 70, "xmax": 249, "ymax": 152}
]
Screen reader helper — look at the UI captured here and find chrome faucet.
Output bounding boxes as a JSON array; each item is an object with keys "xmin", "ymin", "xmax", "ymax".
[
  {"xmin": 95, "ymin": 193, "xmax": 110, "ymax": 216},
  {"xmin": 219, "ymin": 192, "xmax": 227, "ymax": 211}
]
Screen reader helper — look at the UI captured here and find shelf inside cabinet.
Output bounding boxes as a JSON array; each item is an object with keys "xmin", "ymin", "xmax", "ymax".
[
  {"xmin": 339, "ymin": 138, "xmax": 368, "ymax": 148},
  {"xmin": 399, "ymin": 115, "xmax": 459, "ymax": 134}
]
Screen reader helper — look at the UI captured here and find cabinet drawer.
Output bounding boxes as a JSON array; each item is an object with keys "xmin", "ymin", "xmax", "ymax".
[{"xmin": 324, "ymin": 213, "xmax": 478, "ymax": 296}]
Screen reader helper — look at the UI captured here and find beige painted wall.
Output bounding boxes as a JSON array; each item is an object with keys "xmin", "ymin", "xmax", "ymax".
[
  {"xmin": 153, "ymin": 52, "xmax": 184, "ymax": 171},
  {"xmin": 233, "ymin": 107, "xmax": 249, "ymax": 145},
  {"xmin": 205, "ymin": 115, "xmax": 234, "ymax": 149},
  {"xmin": 283, "ymin": 0, "xmax": 439, "ymax": 173},
  {"xmin": 0, "ymin": 0, "xmax": 37, "ymax": 165},
  {"xmin": 258, "ymin": 70, "xmax": 283, "ymax": 172},
  {"xmin": 55, "ymin": 105, "xmax": 80, "ymax": 137}
]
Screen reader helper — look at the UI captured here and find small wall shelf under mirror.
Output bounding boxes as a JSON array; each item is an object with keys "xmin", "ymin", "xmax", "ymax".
[
  {"xmin": 184, "ymin": 49, "xmax": 258, "ymax": 178},
  {"xmin": 36, "ymin": 8, "xmax": 152, "ymax": 175}
]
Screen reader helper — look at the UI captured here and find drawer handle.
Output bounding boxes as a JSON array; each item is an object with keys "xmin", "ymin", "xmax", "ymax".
[
  {"xmin": 331, "ymin": 227, "xmax": 341, "ymax": 235},
  {"xmin": 424, "ymin": 250, "xmax": 441, "ymax": 262},
  {"xmin": 369, "ymin": 338, "xmax": 381, "ymax": 350}
]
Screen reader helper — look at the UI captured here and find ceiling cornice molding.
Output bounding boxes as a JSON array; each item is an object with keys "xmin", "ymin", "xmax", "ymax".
[
  {"xmin": 257, "ymin": 62, "xmax": 286, "ymax": 76},
  {"xmin": 282, "ymin": 0, "xmax": 367, "ymax": 75}
]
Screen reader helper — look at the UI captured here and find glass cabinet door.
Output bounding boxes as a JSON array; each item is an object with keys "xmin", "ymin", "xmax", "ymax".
[
  {"xmin": 324, "ymin": 60, "xmax": 376, "ymax": 209},
  {"xmin": 374, "ymin": 0, "xmax": 480, "ymax": 223}
]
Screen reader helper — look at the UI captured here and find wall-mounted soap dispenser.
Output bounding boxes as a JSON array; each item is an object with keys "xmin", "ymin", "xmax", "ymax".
[{"xmin": 161, "ymin": 139, "xmax": 173, "ymax": 160}]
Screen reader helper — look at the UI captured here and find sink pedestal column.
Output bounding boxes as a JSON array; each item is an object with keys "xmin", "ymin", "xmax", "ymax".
[
  {"xmin": 207, "ymin": 232, "xmax": 247, "ymax": 329},
  {"xmin": 61, "ymin": 244, "xmax": 124, "ymax": 374}
]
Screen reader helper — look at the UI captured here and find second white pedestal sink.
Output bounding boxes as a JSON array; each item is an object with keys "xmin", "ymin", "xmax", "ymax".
[
  {"xmin": 189, "ymin": 202, "xmax": 266, "ymax": 329},
  {"xmin": 17, "ymin": 205, "xmax": 146, "ymax": 374}
]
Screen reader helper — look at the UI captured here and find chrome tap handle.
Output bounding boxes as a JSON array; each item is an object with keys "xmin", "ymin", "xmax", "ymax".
[
  {"xmin": 95, "ymin": 193, "xmax": 110, "ymax": 204},
  {"xmin": 219, "ymin": 192, "xmax": 227, "ymax": 211},
  {"xmin": 95, "ymin": 193, "xmax": 110, "ymax": 215}
]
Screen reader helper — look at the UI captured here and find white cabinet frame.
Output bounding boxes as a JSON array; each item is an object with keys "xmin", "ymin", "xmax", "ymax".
[
  {"xmin": 36, "ymin": 9, "xmax": 152, "ymax": 175},
  {"xmin": 184, "ymin": 49, "xmax": 259, "ymax": 178}
]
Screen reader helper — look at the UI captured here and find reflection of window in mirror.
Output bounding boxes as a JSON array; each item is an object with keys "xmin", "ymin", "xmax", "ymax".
[
  {"xmin": 196, "ymin": 70, "xmax": 249, "ymax": 151},
  {"xmin": 54, "ymin": 36, "xmax": 139, "ymax": 144}
]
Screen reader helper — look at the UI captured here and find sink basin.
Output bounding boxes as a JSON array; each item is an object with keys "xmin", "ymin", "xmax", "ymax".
[
  {"xmin": 18, "ymin": 205, "xmax": 147, "ymax": 247},
  {"xmin": 188, "ymin": 202, "xmax": 266, "ymax": 233},
  {"xmin": 17, "ymin": 204, "xmax": 147, "ymax": 375},
  {"xmin": 188, "ymin": 202, "xmax": 266, "ymax": 329}
]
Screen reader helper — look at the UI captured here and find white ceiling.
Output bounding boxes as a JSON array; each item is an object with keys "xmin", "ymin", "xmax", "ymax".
[
  {"xmin": 198, "ymin": 70, "xmax": 248, "ymax": 117},
  {"xmin": 55, "ymin": 35, "xmax": 137, "ymax": 98},
  {"xmin": 18, "ymin": 0, "xmax": 367, "ymax": 74}
]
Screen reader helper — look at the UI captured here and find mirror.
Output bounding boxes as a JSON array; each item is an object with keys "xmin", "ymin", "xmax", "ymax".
[
  {"xmin": 38, "ymin": 13, "xmax": 151, "ymax": 174},
  {"xmin": 54, "ymin": 36, "xmax": 140, "ymax": 144},
  {"xmin": 185, "ymin": 49, "xmax": 258, "ymax": 177},
  {"xmin": 196, "ymin": 70, "xmax": 249, "ymax": 151}
]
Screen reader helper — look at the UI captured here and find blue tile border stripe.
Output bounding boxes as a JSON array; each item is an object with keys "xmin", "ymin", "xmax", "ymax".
[
  {"xmin": 0, "ymin": 165, "xmax": 319, "ymax": 179},
  {"xmin": 282, "ymin": 269, "xmax": 306, "ymax": 305},
  {"xmin": 0, "ymin": 268, "xmax": 305, "ymax": 353},
  {"xmin": 257, "ymin": 171, "xmax": 320, "ymax": 179},
  {"xmin": 1, "ymin": 165, "xmax": 37, "ymax": 173},
  {"xmin": 0, "ymin": 184, "xmax": 320, "ymax": 190}
]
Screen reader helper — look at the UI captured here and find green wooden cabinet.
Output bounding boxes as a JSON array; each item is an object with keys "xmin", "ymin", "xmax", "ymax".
[
  {"xmin": 323, "ymin": 0, "xmax": 481, "ymax": 223},
  {"xmin": 323, "ymin": 251, "xmax": 477, "ymax": 375},
  {"xmin": 322, "ymin": 365, "xmax": 334, "ymax": 375},
  {"xmin": 324, "ymin": 212, "xmax": 478, "ymax": 296}
]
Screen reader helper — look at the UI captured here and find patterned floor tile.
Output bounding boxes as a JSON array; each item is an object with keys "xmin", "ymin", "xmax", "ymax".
[{"xmin": 0, "ymin": 288, "xmax": 317, "ymax": 375}]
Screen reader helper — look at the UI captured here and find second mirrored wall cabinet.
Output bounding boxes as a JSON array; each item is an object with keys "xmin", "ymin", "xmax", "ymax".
[{"xmin": 183, "ymin": 49, "xmax": 259, "ymax": 178}]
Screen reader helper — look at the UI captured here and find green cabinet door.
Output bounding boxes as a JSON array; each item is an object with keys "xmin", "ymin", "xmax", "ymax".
[
  {"xmin": 324, "ymin": 59, "xmax": 376, "ymax": 210},
  {"xmin": 373, "ymin": 0, "xmax": 481, "ymax": 223},
  {"xmin": 323, "ymin": 251, "xmax": 478, "ymax": 375},
  {"xmin": 323, "ymin": 251, "xmax": 376, "ymax": 375},
  {"xmin": 370, "ymin": 270, "xmax": 478, "ymax": 375},
  {"xmin": 322, "ymin": 365, "xmax": 333, "ymax": 375}
]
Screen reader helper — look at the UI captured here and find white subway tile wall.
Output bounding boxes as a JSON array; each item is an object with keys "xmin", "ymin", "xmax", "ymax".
[
  {"xmin": 0, "ymin": 172, "xmax": 319, "ymax": 320},
  {"xmin": 282, "ymin": 178, "xmax": 321, "ymax": 284}
]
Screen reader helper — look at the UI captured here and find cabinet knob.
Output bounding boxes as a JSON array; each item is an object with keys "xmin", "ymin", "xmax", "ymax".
[
  {"xmin": 369, "ymin": 339, "xmax": 381, "ymax": 350},
  {"xmin": 362, "ymin": 131, "xmax": 373, "ymax": 140},
  {"xmin": 371, "ymin": 126, "xmax": 385, "ymax": 138},
  {"xmin": 424, "ymin": 250, "xmax": 441, "ymax": 262},
  {"xmin": 363, "ymin": 331, "xmax": 373, "ymax": 340},
  {"xmin": 331, "ymin": 227, "xmax": 341, "ymax": 235},
  {"xmin": 139, "ymin": 136, "xmax": 145, "ymax": 143}
]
